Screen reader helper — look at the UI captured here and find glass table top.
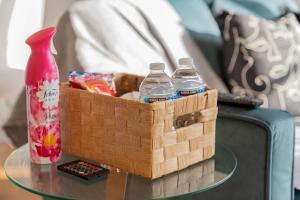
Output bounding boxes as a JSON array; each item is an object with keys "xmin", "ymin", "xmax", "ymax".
[{"xmin": 5, "ymin": 144, "xmax": 236, "ymax": 200}]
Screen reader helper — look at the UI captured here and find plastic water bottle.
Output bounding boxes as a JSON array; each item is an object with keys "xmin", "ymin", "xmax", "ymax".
[
  {"xmin": 172, "ymin": 58, "xmax": 206, "ymax": 97},
  {"xmin": 139, "ymin": 63, "xmax": 176, "ymax": 103},
  {"xmin": 172, "ymin": 58, "xmax": 206, "ymax": 128}
]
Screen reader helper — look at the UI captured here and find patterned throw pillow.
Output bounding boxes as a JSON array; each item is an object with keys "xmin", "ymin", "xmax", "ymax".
[{"xmin": 217, "ymin": 12, "xmax": 300, "ymax": 116}]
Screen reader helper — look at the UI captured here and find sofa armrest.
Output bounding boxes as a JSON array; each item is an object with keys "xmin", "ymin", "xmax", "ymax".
[{"xmin": 194, "ymin": 105, "xmax": 295, "ymax": 200}]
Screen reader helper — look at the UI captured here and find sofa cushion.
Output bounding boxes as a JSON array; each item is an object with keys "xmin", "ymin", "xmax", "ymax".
[
  {"xmin": 213, "ymin": 0, "xmax": 299, "ymax": 19},
  {"xmin": 217, "ymin": 12, "xmax": 300, "ymax": 117},
  {"xmin": 168, "ymin": 0, "xmax": 299, "ymax": 82}
]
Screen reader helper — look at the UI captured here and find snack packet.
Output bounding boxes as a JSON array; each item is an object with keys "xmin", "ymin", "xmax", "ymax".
[{"xmin": 68, "ymin": 71, "xmax": 116, "ymax": 96}]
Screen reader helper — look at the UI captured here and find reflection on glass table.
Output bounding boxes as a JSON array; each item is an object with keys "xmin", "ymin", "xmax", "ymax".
[{"xmin": 5, "ymin": 144, "xmax": 236, "ymax": 200}]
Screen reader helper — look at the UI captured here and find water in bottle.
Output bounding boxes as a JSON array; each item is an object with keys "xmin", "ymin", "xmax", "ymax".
[
  {"xmin": 172, "ymin": 58, "xmax": 206, "ymax": 97},
  {"xmin": 139, "ymin": 63, "xmax": 176, "ymax": 103},
  {"xmin": 172, "ymin": 58, "xmax": 206, "ymax": 128}
]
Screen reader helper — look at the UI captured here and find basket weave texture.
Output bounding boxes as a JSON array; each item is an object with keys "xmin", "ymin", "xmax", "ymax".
[{"xmin": 60, "ymin": 73, "xmax": 218, "ymax": 179}]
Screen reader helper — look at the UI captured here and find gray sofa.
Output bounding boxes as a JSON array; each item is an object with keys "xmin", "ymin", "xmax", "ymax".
[{"xmin": 167, "ymin": 1, "xmax": 297, "ymax": 199}]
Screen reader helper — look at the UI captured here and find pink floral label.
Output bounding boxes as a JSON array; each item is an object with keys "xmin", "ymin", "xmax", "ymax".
[{"xmin": 26, "ymin": 79, "xmax": 61, "ymax": 164}]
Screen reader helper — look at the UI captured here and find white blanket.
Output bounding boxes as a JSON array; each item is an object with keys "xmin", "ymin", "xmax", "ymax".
[{"xmin": 68, "ymin": 0, "xmax": 228, "ymax": 92}]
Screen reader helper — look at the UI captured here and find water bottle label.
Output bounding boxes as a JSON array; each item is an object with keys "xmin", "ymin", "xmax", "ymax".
[
  {"xmin": 176, "ymin": 88, "xmax": 205, "ymax": 97},
  {"xmin": 142, "ymin": 95, "xmax": 176, "ymax": 103}
]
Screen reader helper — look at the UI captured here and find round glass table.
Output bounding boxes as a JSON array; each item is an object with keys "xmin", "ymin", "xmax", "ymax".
[{"xmin": 5, "ymin": 144, "xmax": 236, "ymax": 200}]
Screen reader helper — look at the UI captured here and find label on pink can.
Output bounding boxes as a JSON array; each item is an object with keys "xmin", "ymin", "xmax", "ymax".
[{"xmin": 26, "ymin": 79, "xmax": 61, "ymax": 164}]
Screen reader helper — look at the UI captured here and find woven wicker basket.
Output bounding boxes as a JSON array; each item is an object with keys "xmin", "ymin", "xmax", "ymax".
[{"xmin": 60, "ymin": 73, "xmax": 218, "ymax": 179}]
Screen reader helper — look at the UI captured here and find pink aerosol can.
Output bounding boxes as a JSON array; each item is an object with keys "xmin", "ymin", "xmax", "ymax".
[{"xmin": 25, "ymin": 27, "xmax": 61, "ymax": 164}]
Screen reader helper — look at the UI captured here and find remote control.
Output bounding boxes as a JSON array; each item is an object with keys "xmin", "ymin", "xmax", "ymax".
[
  {"xmin": 218, "ymin": 92, "xmax": 263, "ymax": 108},
  {"xmin": 57, "ymin": 160, "xmax": 109, "ymax": 181}
]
